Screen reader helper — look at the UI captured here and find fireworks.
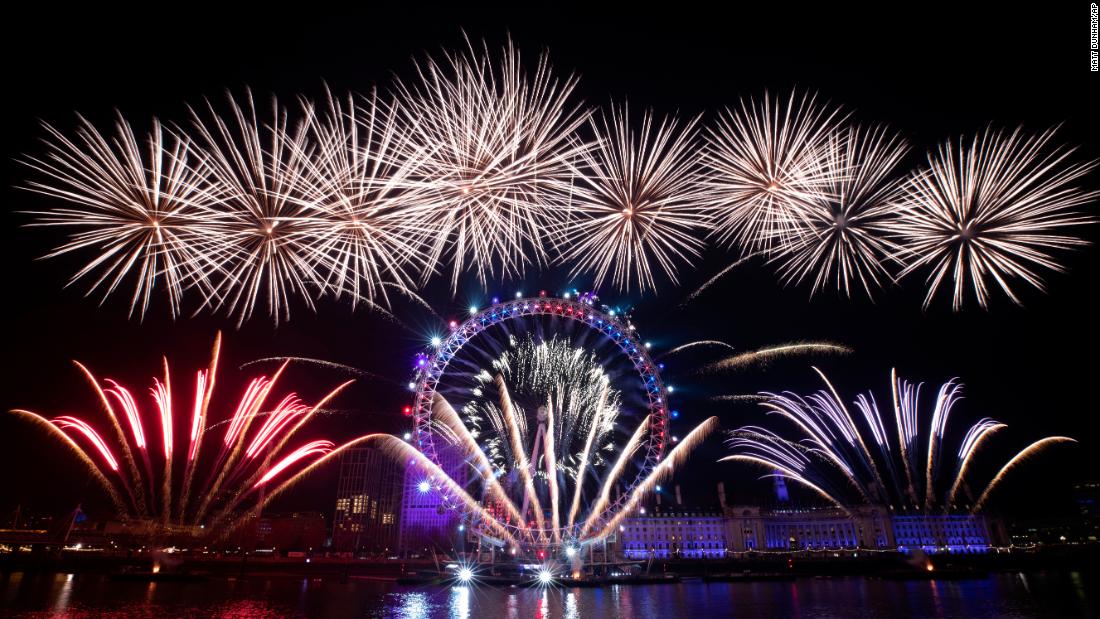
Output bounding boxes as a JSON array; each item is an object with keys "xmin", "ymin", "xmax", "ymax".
[
  {"xmin": 702, "ymin": 90, "xmax": 846, "ymax": 254},
  {"xmin": 19, "ymin": 41, "xmax": 1098, "ymax": 318},
  {"xmin": 391, "ymin": 36, "xmax": 590, "ymax": 288},
  {"xmin": 10, "ymin": 334, "xmax": 361, "ymax": 535},
  {"xmin": 770, "ymin": 124, "xmax": 909, "ymax": 297},
  {"xmin": 555, "ymin": 107, "xmax": 708, "ymax": 292},
  {"xmin": 432, "ymin": 337, "xmax": 717, "ymax": 547},
  {"xmin": 409, "ymin": 296, "xmax": 714, "ymax": 554},
  {"xmin": 722, "ymin": 368, "xmax": 1075, "ymax": 513},
  {"xmin": 893, "ymin": 127, "xmax": 1098, "ymax": 310},
  {"xmin": 293, "ymin": 89, "xmax": 435, "ymax": 311},
  {"xmin": 188, "ymin": 90, "xmax": 322, "ymax": 325},
  {"xmin": 697, "ymin": 342, "xmax": 852, "ymax": 373},
  {"xmin": 461, "ymin": 336, "xmax": 621, "ymax": 484},
  {"xmin": 20, "ymin": 114, "xmax": 214, "ymax": 319}
]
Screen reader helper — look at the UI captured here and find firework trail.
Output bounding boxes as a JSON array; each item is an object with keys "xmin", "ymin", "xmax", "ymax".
[
  {"xmin": 893, "ymin": 126, "xmax": 1098, "ymax": 310},
  {"xmin": 711, "ymin": 394, "xmax": 770, "ymax": 403},
  {"xmin": 657, "ymin": 340, "xmax": 737, "ymax": 359},
  {"xmin": 10, "ymin": 410, "xmax": 130, "ymax": 515},
  {"xmin": 970, "ymin": 436, "xmax": 1077, "ymax": 513},
  {"xmin": 240, "ymin": 356, "xmax": 394, "ymax": 384},
  {"xmin": 578, "ymin": 415, "xmax": 650, "ymax": 538},
  {"xmin": 721, "ymin": 427, "xmax": 852, "ymax": 512},
  {"xmin": 678, "ymin": 252, "xmax": 760, "ymax": 307},
  {"xmin": 74, "ymin": 360, "xmax": 148, "ymax": 515},
  {"xmin": 567, "ymin": 384, "xmax": 609, "ymax": 529},
  {"xmin": 723, "ymin": 369, "xmax": 1075, "ymax": 512},
  {"xmin": 697, "ymin": 342, "xmax": 852, "ymax": 373},
  {"xmin": 944, "ymin": 418, "xmax": 1004, "ymax": 508},
  {"xmin": 591, "ymin": 416, "xmax": 719, "ymax": 539},
  {"xmin": 430, "ymin": 395, "xmax": 528, "ymax": 528},
  {"xmin": 382, "ymin": 282, "xmax": 445, "ymax": 321},
  {"xmin": 555, "ymin": 106, "xmax": 708, "ymax": 292}
]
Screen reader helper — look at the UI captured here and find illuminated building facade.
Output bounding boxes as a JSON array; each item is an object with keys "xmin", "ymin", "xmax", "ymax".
[
  {"xmin": 619, "ymin": 505, "xmax": 729, "ymax": 559},
  {"xmin": 332, "ymin": 446, "xmax": 403, "ymax": 555},
  {"xmin": 891, "ymin": 514, "xmax": 991, "ymax": 554},
  {"xmin": 617, "ymin": 482, "xmax": 996, "ymax": 558},
  {"xmin": 725, "ymin": 505, "xmax": 894, "ymax": 551},
  {"xmin": 398, "ymin": 443, "xmax": 468, "ymax": 555}
]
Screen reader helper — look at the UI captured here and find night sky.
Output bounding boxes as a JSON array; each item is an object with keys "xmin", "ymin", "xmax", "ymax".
[{"xmin": 2, "ymin": 4, "xmax": 1097, "ymax": 523}]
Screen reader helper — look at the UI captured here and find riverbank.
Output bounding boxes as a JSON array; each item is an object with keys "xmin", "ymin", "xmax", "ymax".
[{"xmin": 2, "ymin": 544, "xmax": 1096, "ymax": 582}]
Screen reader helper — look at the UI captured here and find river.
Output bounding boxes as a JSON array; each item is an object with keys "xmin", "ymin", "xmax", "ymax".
[{"xmin": 1, "ymin": 570, "xmax": 1096, "ymax": 618}]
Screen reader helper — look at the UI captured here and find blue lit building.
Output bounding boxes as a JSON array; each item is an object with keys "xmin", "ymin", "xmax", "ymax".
[
  {"xmin": 398, "ymin": 443, "xmax": 468, "ymax": 556},
  {"xmin": 891, "ymin": 514, "xmax": 991, "ymax": 554},
  {"xmin": 618, "ymin": 482, "xmax": 997, "ymax": 557},
  {"xmin": 620, "ymin": 504, "xmax": 728, "ymax": 559}
]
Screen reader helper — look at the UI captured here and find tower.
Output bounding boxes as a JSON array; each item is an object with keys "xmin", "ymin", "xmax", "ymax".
[{"xmin": 773, "ymin": 470, "xmax": 790, "ymax": 503}]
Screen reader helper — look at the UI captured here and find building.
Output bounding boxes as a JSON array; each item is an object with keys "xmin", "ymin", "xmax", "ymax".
[
  {"xmin": 891, "ymin": 514, "xmax": 991, "ymax": 554},
  {"xmin": 725, "ymin": 504, "xmax": 894, "ymax": 551},
  {"xmin": 398, "ymin": 443, "xmax": 468, "ymax": 556},
  {"xmin": 332, "ymin": 446, "xmax": 403, "ymax": 555},
  {"xmin": 246, "ymin": 512, "xmax": 326, "ymax": 553},
  {"xmin": 619, "ymin": 482, "xmax": 995, "ymax": 557},
  {"xmin": 1074, "ymin": 480, "xmax": 1100, "ymax": 543},
  {"xmin": 620, "ymin": 503, "xmax": 728, "ymax": 559}
]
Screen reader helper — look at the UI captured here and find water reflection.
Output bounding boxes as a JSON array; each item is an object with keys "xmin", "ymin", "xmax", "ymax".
[
  {"xmin": 450, "ymin": 585, "xmax": 470, "ymax": 619},
  {"xmin": 395, "ymin": 590, "xmax": 431, "ymax": 618},
  {"xmin": 564, "ymin": 590, "xmax": 579, "ymax": 619},
  {"xmin": 0, "ymin": 572, "xmax": 1094, "ymax": 618},
  {"xmin": 52, "ymin": 573, "xmax": 74, "ymax": 614}
]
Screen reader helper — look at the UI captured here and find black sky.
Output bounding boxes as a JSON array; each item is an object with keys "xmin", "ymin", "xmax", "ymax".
[{"xmin": 2, "ymin": 4, "xmax": 1098, "ymax": 521}]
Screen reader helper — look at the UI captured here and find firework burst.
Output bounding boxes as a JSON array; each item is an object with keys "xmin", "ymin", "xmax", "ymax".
[
  {"xmin": 20, "ymin": 114, "xmax": 215, "ymax": 318},
  {"xmin": 702, "ymin": 90, "xmax": 846, "ymax": 254},
  {"xmin": 893, "ymin": 126, "xmax": 1098, "ymax": 310},
  {"xmin": 770, "ymin": 124, "xmax": 909, "ymax": 297},
  {"xmin": 391, "ymin": 36, "xmax": 591, "ymax": 288},
  {"xmin": 291, "ymin": 89, "xmax": 433, "ymax": 310},
  {"xmin": 722, "ymin": 368, "xmax": 1075, "ymax": 513},
  {"xmin": 188, "ymin": 90, "xmax": 321, "ymax": 325},
  {"xmin": 555, "ymin": 107, "xmax": 708, "ymax": 292},
  {"xmin": 20, "ymin": 47, "xmax": 1098, "ymax": 321}
]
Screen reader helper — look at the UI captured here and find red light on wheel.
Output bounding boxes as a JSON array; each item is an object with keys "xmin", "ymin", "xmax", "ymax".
[{"xmin": 402, "ymin": 406, "xmax": 412, "ymax": 416}]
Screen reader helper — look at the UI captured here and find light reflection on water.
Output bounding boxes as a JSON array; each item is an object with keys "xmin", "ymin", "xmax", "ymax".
[
  {"xmin": 449, "ymin": 586, "xmax": 469, "ymax": 619},
  {"xmin": 0, "ymin": 571, "xmax": 1095, "ymax": 618}
]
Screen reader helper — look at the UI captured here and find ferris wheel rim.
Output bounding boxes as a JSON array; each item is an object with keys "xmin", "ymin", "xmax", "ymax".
[{"xmin": 408, "ymin": 294, "xmax": 672, "ymax": 540}]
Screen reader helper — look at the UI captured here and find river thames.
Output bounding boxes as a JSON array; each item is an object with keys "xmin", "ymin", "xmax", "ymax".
[{"xmin": 0, "ymin": 570, "xmax": 1096, "ymax": 618}]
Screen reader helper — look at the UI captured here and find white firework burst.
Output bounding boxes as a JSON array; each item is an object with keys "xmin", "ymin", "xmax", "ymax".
[
  {"xmin": 292, "ymin": 89, "xmax": 434, "ymax": 310},
  {"xmin": 21, "ymin": 114, "xmax": 215, "ymax": 318},
  {"xmin": 391, "ymin": 36, "xmax": 592, "ymax": 288},
  {"xmin": 555, "ymin": 106, "xmax": 708, "ymax": 292},
  {"xmin": 703, "ymin": 90, "xmax": 846, "ymax": 254},
  {"xmin": 893, "ymin": 126, "xmax": 1098, "ymax": 310},
  {"xmin": 189, "ymin": 90, "xmax": 322, "ymax": 325},
  {"xmin": 771, "ymin": 124, "xmax": 909, "ymax": 297}
]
